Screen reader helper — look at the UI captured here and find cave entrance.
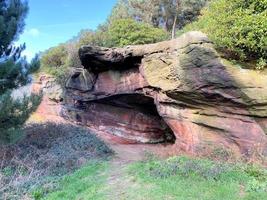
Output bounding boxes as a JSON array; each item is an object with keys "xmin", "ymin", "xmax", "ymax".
[{"xmin": 92, "ymin": 94, "xmax": 176, "ymax": 144}]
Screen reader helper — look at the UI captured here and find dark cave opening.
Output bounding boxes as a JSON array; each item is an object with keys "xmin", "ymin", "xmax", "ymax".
[{"xmin": 86, "ymin": 94, "xmax": 176, "ymax": 144}]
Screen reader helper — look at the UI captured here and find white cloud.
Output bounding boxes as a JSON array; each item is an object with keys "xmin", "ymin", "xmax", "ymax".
[{"xmin": 27, "ymin": 28, "xmax": 40, "ymax": 37}]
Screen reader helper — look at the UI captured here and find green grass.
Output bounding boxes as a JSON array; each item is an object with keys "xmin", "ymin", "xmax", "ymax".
[
  {"xmin": 126, "ymin": 156, "xmax": 267, "ymax": 200},
  {"xmin": 36, "ymin": 161, "xmax": 108, "ymax": 200},
  {"xmin": 34, "ymin": 156, "xmax": 267, "ymax": 200}
]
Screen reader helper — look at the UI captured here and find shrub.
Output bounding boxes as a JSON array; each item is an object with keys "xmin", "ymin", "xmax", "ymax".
[
  {"xmin": 179, "ymin": 0, "xmax": 267, "ymax": 68},
  {"xmin": 77, "ymin": 28, "xmax": 109, "ymax": 47},
  {"xmin": 40, "ymin": 45, "xmax": 70, "ymax": 85},
  {"xmin": 107, "ymin": 19, "xmax": 169, "ymax": 47},
  {"xmin": 0, "ymin": 123, "xmax": 113, "ymax": 199},
  {"xmin": 41, "ymin": 45, "xmax": 68, "ymax": 69},
  {"xmin": 0, "ymin": 91, "xmax": 42, "ymax": 143},
  {"xmin": 64, "ymin": 42, "xmax": 83, "ymax": 69}
]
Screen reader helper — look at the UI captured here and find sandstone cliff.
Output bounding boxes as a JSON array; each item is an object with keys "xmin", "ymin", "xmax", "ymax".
[{"xmin": 63, "ymin": 31, "xmax": 267, "ymax": 157}]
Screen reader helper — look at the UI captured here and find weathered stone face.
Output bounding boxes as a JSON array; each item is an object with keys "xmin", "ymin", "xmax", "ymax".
[{"xmin": 63, "ymin": 31, "xmax": 267, "ymax": 157}]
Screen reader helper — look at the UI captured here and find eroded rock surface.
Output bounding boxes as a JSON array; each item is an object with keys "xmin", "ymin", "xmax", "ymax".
[
  {"xmin": 29, "ymin": 75, "xmax": 64, "ymax": 123},
  {"xmin": 63, "ymin": 31, "xmax": 267, "ymax": 157}
]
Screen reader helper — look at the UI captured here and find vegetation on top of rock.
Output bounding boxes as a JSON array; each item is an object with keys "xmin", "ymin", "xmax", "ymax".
[
  {"xmin": 179, "ymin": 0, "xmax": 267, "ymax": 69},
  {"xmin": 109, "ymin": 0, "xmax": 207, "ymax": 38},
  {"xmin": 41, "ymin": 45, "xmax": 68, "ymax": 70},
  {"xmin": 39, "ymin": 18, "xmax": 168, "ymax": 83},
  {"xmin": 40, "ymin": 45, "xmax": 70, "ymax": 86},
  {"xmin": 39, "ymin": 0, "xmax": 208, "ymax": 82},
  {"xmin": 106, "ymin": 18, "xmax": 168, "ymax": 47}
]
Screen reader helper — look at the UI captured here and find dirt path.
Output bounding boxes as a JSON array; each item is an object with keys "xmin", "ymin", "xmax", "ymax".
[
  {"xmin": 104, "ymin": 145, "xmax": 144, "ymax": 200},
  {"xmin": 103, "ymin": 142, "xmax": 173, "ymax": 199}
]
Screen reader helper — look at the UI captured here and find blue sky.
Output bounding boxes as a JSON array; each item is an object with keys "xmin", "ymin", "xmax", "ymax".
[{"xmin": 18, "ymin": 0, "xmax": 117, "ymax": 60}]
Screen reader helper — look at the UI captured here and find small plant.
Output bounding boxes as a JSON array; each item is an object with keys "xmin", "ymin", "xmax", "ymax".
[
  {"xmin": 246, "ymin": 179, "xmax": 267, "ymax": 192},
  {"xmin": 256, "ymin": 58, "xmax": 267, "ymax": 70},
  {"xmin": 32, "ymin": 189, "xmax": 44, "ymax": 200}
]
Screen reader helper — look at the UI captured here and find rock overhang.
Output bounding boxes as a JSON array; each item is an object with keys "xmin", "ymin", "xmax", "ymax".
[{"xmin": 63, "ymin": 31, "xmax": 267, "ymax": 158}]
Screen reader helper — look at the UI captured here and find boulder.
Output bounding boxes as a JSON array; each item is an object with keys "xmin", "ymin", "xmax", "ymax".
[{"xmin": 63, "ymin": 31, "xmax": 267, "ymax": 157}]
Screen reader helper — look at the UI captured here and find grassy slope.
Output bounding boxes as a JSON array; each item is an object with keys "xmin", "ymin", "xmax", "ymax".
[
  {"xmin": 41, "ymin": 161, "xmax": 108, "ymax": 200},
  {"xmin": 40, "ymin": 156, "xmax": 267, "ymax": 200},
  {"xmin": 126, "ymin": 157, "xmax": 267, "ymax": 200}
]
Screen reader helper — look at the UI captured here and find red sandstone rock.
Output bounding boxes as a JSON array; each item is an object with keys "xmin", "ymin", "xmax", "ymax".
[{"xmin": 63, "ymin": 31, "xmax": 267, "ymax": 157}]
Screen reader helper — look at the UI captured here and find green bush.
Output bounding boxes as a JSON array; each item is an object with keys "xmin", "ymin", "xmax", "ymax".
[
  {"xmin": 40, "ymin": 45, "xmax": 70, "ymax": 85},
  {"xmin": 107, "ymin": 19, "xmax": 169, "ymax": 47},
  {"xmin": 179, "ymin": 0, "xmax": 267, "ymax": 68},
  {"xmin": 77, "ymin": 28, "xmax": 109, "ymax": 47},
  {"xmin": 41, "ymin": 45, "xmax": 68, "ymax": 69},
  {"xmin": 0, "ymin": 91, "xmax": 42, "ymax": 143}
]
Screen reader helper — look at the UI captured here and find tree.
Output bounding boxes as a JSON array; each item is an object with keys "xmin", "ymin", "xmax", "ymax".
[
  {"xmin": 0, "ymin": 0, "xmax": 28, "ymax": 58},
  {"xmin": 111, "ymin": 0, "xmax": 207, "ymax": 38},
  {"xmin": 0, "ymin": 0, "xmax": 41, "ymax": 142},
  {"xmin": 128, "ymin": 0, "xmax": 161, "ymax": 26},
  {"xmin": 108, "ymin": 0, "xmax": 132, "ymax": 24},
  {"xmin": 168, "ymin": 0, "xmax": 207, "ymax": 38},
  {"xmin": 0, "ymin": 0, "xmax": 30, "ymax": 93},
  {"xmin": 107, "ymin": 18, "xmax": 168, "ymax": 47}
]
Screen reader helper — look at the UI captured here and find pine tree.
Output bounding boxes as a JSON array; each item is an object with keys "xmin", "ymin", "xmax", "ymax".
[
  {"xmin": 0, "ymin": 0, "xmax": 41, "ymax": 142},
  {"xmin": 0, "ymin": 0, "xmax": 29, "ymax": 94}
]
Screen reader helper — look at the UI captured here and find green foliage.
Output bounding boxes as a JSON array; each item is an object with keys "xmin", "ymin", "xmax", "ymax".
[
  {"xmin": 40, "ymin": 45, "xmax": 70, "ymax": 85},
  {"xmin": 109, "ymin": 0, "xmax": 207, "ymax": 37},
  {"xmin": 41, "ymin": 45, "xmax": 68, "ymax": 69},
  {"xmin": 28, "ymin": 54, "xmax": 41, "ymax": 74},
  {"xmin": 40, "ymin": 18, "xmax": 168, "ymax": 79},
  {"xmin": 76, "ymin": 19, "xmax": 168, "ymax": 48},
  {"xmin": 0, "ymin": 0, "xmax": 28, "ymax": 57},
  {"xmin": 107, "ymin": 19, "xmax": 168, "ymax": 47},
  {"xmin": 0, "ymin": 91, "xmax": 42, "ymax": 142},
  {"xmin": 0, "ymin": 55, "xmax": 41, "ymax": 95},
  {"xmin": 0, "ymin": 0, "xmax": 42, "ymax": 143},
  {"xmin": 108, "ymin": 0, "xmax": 131, "ymax": 24},
  {"xmin": 127, "ymin": 156, "xmax": 267, "ymax": 199},
  {"xmin": 180, "ymin": 0, "xmax": 267, "ymax": 68},
  {"xmin": 0, "ymin": 58, "xmax": 27, "ymax": 94},
  {"xmin": 77, "ymin": 28, "xmax": 109, "ymax": 47},
  {"xmin": 0, "ymin": 0, "xmax": 30, "ymax": 93}
]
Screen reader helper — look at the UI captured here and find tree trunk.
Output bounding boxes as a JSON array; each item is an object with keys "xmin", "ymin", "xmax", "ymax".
[{"xmin": 171, "ymin": 14, "xmax": 177, "ymax": 39}]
